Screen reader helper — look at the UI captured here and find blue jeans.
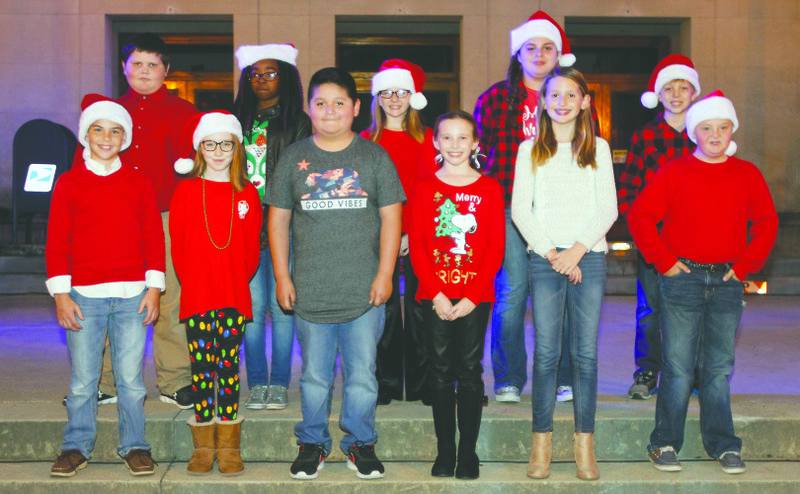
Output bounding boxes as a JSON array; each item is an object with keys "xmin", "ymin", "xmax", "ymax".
[
  {"xmin": 649, "ymin": 268, "xmax": 743, "ymax": 458},
  {"xmin": 63, "ymin": 289, "xmax": 150, "ymax": 458},
  {"xmin": 244, "ymin": 241, "xmax": 295, "ymax": 388},
  {"xmin": 490, "ymin": 207, "xmax": 531, "ymax": 392},
  {"xmin": 634, "ymin": 251, "xmax": 662, "ymax": 375},
  {"xmin": 530, "ymin": 252, "xmax": 606, "ymax": 433},
  {"xmin": 294, "ymin": 306, "xmax": 385, "ymax": 454}
]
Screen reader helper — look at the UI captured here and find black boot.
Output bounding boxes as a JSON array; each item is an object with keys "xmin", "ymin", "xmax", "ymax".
[
  {"xmin": 455, "ymin": 387, "xmax": 483, "ymax": 480},
  {"xmin": 430, "ymin": 386, "xmax": 456, "ymax": 477}
]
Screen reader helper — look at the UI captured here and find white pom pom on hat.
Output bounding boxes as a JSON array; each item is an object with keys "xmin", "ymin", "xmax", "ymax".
[
  {"xmin": 78, "ymin": 94, "xmax": 133, "ymax": 151},
  {"xmin": 509, "ymin": 10, "xmax": 576, "ymax": 67},
  {"xmin": 685, "ymin": 90, "xmax": 739, "ymax": 156},
  {"xmin": 173, "ymin": 111, "xmax": 244, "ymax": 174},
  {"xmin": 371, "ymin": 59, "xmax": 428, "ymax": 110},
  {"xmin": 640, "ymin": 54, "xmax": 701, "ymax": 109},
  {"xmin": 235, "ymin": 43, "xmax": 298, "ymax": 70}
]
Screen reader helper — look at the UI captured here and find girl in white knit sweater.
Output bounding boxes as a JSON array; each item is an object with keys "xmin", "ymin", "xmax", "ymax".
[{"xmin": 511, "ymin": 67, "xmax": 617, "ymax": 481}]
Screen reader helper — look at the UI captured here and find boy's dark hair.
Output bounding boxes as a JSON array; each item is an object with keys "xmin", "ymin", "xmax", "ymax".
[
  {"xmin": 122, "ymin": 33, "xmax": 170, "ymax": 66},
  {"xmin": 233, "ymin": 60, "xmax": 304, "ymax": 135},
  {"xmin": 307, "ymin": 67, "xmax": 357, "ymax": 104}
]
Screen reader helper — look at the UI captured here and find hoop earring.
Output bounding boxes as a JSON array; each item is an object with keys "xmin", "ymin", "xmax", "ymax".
[{"xmin": 434, "ymin": 153, "xmax": 443, "ymax": 164}]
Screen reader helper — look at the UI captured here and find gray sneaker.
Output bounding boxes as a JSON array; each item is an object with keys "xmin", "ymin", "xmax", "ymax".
[
  {"xmin": 245, "ymin": 385, "xmax": 269, "ymax": 410},
  {"xmin": 266, "ymin": 385, "xmax": 288, "ymax": 410},
  {"xmin": 495, "ymin": 385, "xmax": 521, "ymax": 403}
]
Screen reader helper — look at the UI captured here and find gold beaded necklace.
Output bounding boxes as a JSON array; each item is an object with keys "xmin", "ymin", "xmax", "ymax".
[{"xmin": 202, "ymin": 176, "xmax": 234, "ymax": 250}]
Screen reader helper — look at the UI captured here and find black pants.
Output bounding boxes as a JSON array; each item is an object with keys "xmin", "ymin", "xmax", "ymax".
[
  {"xmin": 423, "ymin": 300, "xmax": 490, "ymax": 393},
  {"xmin": 376, "ymin": 255, "xmax": 428, "ymax": 400}
]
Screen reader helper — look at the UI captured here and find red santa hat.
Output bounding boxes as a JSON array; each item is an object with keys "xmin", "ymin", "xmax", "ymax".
[
  {"xmin": 685, "ymin": 90, "xmax": 739, "ymax": 156},
  {"xmin": 371, "ymin": 59, "xmax": 428, "ymax": 110},
  {"xmin": 640, "ymin": 54, "xmax": 701, "ymax": 109},
  {"xmin": 173, "ymin": 111, "xmax": 244, "ymax": 174},
  {"xmin": 509, "ymin": 11, "xmax": 576, "ymax": 67},
  {"xmin": 78, "ymin": 94, "xmax": 133, "ymax": 151},
  {"xmin": 235, "ymin": 43, "xmax": 299, "ymax": 70}
]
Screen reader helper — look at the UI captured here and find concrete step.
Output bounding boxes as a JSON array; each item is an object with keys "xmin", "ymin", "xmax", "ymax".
[
  {"xmin": 4, "ymin": 394, "xmax": 799, "ymax": 464},
  {"xmin": 2, "ymin": 459, "xmax": 799, "ymax": 494}
]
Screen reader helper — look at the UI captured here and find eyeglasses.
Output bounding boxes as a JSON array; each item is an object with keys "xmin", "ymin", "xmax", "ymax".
[
  {"xmin": 249, "ymin": 71, "xmax": 279, "ymax": 82},
  {"xmin": 200, "ymin": 140, "xmax": 235, "ymax": 152},
  {"xmin": 378, "ymin": 89, "xmax": 411, "ymax": 99}
]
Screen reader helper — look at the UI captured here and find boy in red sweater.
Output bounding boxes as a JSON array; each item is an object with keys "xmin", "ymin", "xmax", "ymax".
[
  {"xmin": 628, "ymin": 91, "xmax": 778, "ymax": 475},
  {"xmin": 46, "ymin": 95, "xmax": 165, "ymax": 477}
]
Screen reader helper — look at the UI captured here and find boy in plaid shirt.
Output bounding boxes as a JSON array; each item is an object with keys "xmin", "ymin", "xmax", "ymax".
[{"xmin": 617, "ymin": 55, "xmax": 700, "ymax": 399}]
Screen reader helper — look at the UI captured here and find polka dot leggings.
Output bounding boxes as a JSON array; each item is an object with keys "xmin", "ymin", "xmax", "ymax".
[{"xmin": 185, "ymin": 308, "xmax": 246, "ymax": 423}]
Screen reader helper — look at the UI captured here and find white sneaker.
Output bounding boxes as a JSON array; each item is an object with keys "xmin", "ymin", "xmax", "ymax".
[
  {"xmin": 495, "ymin": 385, "xmax": 521, "ymax": 403},
  {"xmin": 245, "ymin": 385, "xmax": 269, "ymax": 410},
  {"xmin": 556, "ymin": 386, "xmax": 573, "ymax": 402}
]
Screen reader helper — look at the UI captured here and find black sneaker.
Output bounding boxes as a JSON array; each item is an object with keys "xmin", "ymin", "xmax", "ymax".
[
  {"xmin": 290, "ymin": 443, "xmax": 326, "ymax": 480},
  {"xmin": 718, "ymin": 451, "xmax": 746, "ymax": 474},
  {"xmin": 347, "ymin": 442, "xmax": 385, "ymax": 479},
  {"xmin": 159, "ymin": 385, "xmax": 193, "ymax": 409},
  {"xmin": 62, "ymin": 390, "xmax": 118, "ymax": 407},
  {"xmin": 649, "ymin": 446, "xmax": 682, "ymax": 472},
  {"xmin": 628, "ymin": 370, "xmax": 658, "ymax": 400}
]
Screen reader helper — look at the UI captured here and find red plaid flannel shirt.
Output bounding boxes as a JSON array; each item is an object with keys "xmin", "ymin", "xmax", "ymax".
[
  {"xmin": 617, "ymin": 114, "xmax": 695, "ymax": 217},
  {"xmin": 475, "ymin": 79, "xmax": 600, "ymax": 206}
]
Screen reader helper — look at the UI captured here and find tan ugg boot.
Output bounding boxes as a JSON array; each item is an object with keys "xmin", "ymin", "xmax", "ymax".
[
  {"xmin": 216, "ymin": 417, "xmax": 244, "ymax": 476},
  {"xmin": 526, "ymin": 432, "xmax": 552, "ymax": 479},
  {"xmin": 187, "ymin": 418, "xmax": 215, "ymax": 475},
  {"xmin": 574, "ymin": 432, "xmax": 600, "ymax": 480}
]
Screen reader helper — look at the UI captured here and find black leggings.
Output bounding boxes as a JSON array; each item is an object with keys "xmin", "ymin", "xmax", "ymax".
[{"xmin": 423, "ymin": 301, "xmax": 490, "ymax": 393}]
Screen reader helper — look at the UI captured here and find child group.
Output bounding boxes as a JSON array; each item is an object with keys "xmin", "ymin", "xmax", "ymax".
[{"xmin": 46, "ymin": 7, "xmax": 778, "ymax": 483}]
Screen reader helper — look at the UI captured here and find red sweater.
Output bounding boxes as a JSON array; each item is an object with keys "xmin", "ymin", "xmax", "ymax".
[
  {"xmin": 46, "ymin": 161, "xmax": 165, "ymax": 285},
  {"xmin": 169, "ymin": 178, "xmax": 262, "ymax": 320},
  {"xmin": 627, "ymin": 154, "xmax": 778, "ymax": 280},
  {"xmin": 360, "ymin": 128, "xmax": 438, "ymax": 232},
  {"xmin": 409, "ymin": 174, "xmax": 505, "ymax": 304},
  {"xmin": 117, "ymin": 86, "xmax": 199, "ymax": 211}
]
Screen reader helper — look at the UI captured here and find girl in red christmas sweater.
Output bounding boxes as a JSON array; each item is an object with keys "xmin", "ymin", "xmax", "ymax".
[
  {"xmin": 169, "ymin": 112, "xmax": 262, "ymax": 476},
  {"xmin": 361, "ymin": 59, "xmax": 438, "ymax": 405},
  {"xmin": 408, "ymin": 111, "xmax": 505, "ymax": 480}
]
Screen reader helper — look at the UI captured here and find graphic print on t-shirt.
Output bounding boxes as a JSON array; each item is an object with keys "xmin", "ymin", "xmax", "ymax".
[
  {"xmin": 522, "ymin": 88, "xmax": 540, "ymax": 139},
  {"xmin": 300, "ymin": 167, "xmax": 369, "ymax": 211},
  {"xmin": 432, "ymin": 191, "xmax": 482, "ymax": 286}
]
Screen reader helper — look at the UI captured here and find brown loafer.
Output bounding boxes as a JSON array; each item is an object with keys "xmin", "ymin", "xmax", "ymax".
[
  {"xmin": 123, "ymin": 449, "xmax": 156, "ymax": 476},
  {"xmin": 51, "ymin": 449, "xmax": 88, "ymax": 477}
]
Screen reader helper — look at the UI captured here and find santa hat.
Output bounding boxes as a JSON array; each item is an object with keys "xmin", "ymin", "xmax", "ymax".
[
  {"xmin": 685, "ymin": 90, "xmax": 739, "ymax": 156},
  {"xmin": 640, "ymin": 54, "xmax": 701, "ymax": 109},
  {"xmin": 509, "ymin": 11, "xmax": 576, "ymax": 67},
  {"xmin": 235, "ymin": 43, "xmax": 298, "ymax": 70},
  {"xmin": 78, "ymin": 94, "xmax": 133, "ymax": 151},
  {"xmin": 173, "ymin": 111, "xmax": 244, "ymax": 174},
  {"xmin": 371, "ymin": 59, "xmax": 427, "ymax": 110}
]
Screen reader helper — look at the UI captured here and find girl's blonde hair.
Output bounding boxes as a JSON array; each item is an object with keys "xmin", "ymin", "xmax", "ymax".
[
  {"xmin": 187, "ymin": 138, "xmax": 248, "ymax": 192},
  {"xmin": 530, "ymin": 66, "xmax": 596, "ymax": 171},
  {"xmin": 365, "ymin": 96, "xmax": 426, "ymax": 144}
]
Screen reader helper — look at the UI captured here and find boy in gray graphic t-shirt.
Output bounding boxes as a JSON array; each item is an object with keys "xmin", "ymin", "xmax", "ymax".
[{"xmin": 265, "ymin": 67, "xmax": 404, "ymax": 480}]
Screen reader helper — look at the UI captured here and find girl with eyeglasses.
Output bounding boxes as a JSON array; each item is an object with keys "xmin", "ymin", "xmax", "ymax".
[
  {"xmin": 361, "ymin": 59, "xmax": 439, "ymax": 406},
  {"xmin": 232, "ymin": 44, "xmax": 311, "ymax": 412},
  {"xmin": 170, "ymin": 111, "xmax": 262, "ymax": 476}
]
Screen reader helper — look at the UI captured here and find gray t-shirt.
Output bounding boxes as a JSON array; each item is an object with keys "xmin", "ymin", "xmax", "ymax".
[{"xmin": 265, "ymin": 135, "xmax": 405, "ymax": 323}]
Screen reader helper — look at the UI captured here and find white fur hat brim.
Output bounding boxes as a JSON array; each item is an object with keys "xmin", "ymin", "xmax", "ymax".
[
  {"xmin": 235, "ymin": 44, "xmax": 298, "ymax": 70},
  {"xmin": 192, "ymin": 113, "xmax": 243, "ymax": 149},
  {"xmin": 641, "ymin": 64, "xmax": 701, "ymax": 109},
  {"xmin": 685, "ymin": 92, "xmax": 739, "ymax": 156},
  {"xmin": 78, "ymin": 100, "xmax": 133, "ymax": 151},
  {"xmin": 510, "ymin": 19, "xmax": 562, "ymax": 56}
]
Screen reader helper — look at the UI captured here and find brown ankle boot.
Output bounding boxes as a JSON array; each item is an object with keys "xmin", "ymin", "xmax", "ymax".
[
  {"xmin": 526, "ymin": 431, "xmax": 552, "ymax": 479},
  {"xmin": 187, "ymin": 419, "xmax": 215, "ymax": 475},
  {"xmin": 216, "ymin": 418, "xmax": 244, "ymax": 476},
  {"xmin": 574, "ymin": 432, "xmax": 599, "ymax": 480}
]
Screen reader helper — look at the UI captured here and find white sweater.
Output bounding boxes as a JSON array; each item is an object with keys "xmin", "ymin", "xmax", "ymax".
[{"xmin": 511, "ymin": 137, "xmax": 618, "ymax": 258}]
